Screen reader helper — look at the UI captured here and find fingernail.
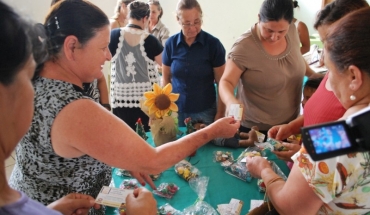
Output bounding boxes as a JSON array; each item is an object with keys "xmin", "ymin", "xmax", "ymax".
[{"xmin": 141, "ymin": 182, "xmax": 145, "ymax": 186}]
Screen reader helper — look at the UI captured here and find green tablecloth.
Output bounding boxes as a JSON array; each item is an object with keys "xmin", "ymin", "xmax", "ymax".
[{"xmin": 106, "ymin": 128, "xmax": 290, "ymax": 214}]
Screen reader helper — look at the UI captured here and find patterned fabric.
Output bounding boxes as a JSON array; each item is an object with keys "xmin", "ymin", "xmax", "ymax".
[
  {"xmin": 292, "ymin": 148, "xmax": 370, "ymax": 215},
  {"xmin": 9, "ymin": 77, "xmax": 111, "ymax": 215},
  {"xmin": 110, "ymin": 27, "xmax": 160, "ymax": 109},
  {"xmin": 83, "ymin": 79, "xmax": 100, "ymax": 103}
]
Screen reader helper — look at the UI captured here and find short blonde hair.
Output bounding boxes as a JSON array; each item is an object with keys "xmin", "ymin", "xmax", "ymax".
[{"xmin": 112, "ymin": 0, "xmax": 134, "ymax": 20}]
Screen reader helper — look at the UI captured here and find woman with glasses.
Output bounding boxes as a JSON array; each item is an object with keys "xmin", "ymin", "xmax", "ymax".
[
  {"xmin": 148, "ymin": 0, "xmax": 169, "ymax": 47},
  {"xmin": 109, "ymin": 0, "xmax": 163, "ymax": 131},
  {"xmin": 162, "ymin": 0, "xmax": 226, "ymax": 127},
  {"xmin": 110, "ymin": 0, "xmax": 134, "ymax": 30},
  {"xmin": 219, "ymin": 0, "xmax": 318, "ymax": 138}
]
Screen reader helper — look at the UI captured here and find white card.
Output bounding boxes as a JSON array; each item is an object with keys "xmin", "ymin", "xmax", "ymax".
[
  {"xmin": 95, "ymin": 186, "xmax": 134, "ymax": 208},
  {"xmin": 250, "ymin": 199, "xmax": 264, "ymax": 211},
  {"xmin": 228, "ymin": 104, "xmax": 243, "ymax": 121}
]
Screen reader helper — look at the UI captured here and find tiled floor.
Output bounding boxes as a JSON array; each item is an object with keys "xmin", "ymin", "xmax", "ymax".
[{"xmin": 5, "ymin": 151, "xmax": 15, "ymax": 181}]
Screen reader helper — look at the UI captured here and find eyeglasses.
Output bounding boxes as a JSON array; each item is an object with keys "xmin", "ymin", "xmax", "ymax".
[{"xmin": 181, "ymin": 20, "xmax": 202, "ymax": 29}]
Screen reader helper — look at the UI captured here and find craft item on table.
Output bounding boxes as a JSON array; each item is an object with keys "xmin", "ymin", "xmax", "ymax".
[
  {"xmin": 255, "ymin": 138, "xmax": 289, "ymax": 152},
  {"xmin": 115, "ymin": 168, "xmax": 132, "ymax": 177},
  {"xmin": 217, "ymin": 198, "xmax": 243, "ymax": 215},
  {"xmin": 150, "ymin": 172, "xmax": 161, "ymax": 181},
  {"xmin": 118, "ymin": 203, "xmax": 126, "ymax": 215},
  {"xmin": 174, "ymin": 160, "xmax": 200, "ymax": 181},
  {"xmin": 238, "ymin": 146, "xmax": 264, "ymax": 160},
  {"xmin": 153, "ymin": 183, "xmax": 179, "ymax": 199},
  {"xmin": 267, "ymin": 138, "xmax": 288, "ymax": 151},
  {"xmin": 141, "ymin": 83, "xmax": 180, "ymax": 146},
  {"xmin": 158, "ymin": 203, "xmax": 181, "ymax": 215},
  {"xmin": 119, "ymin": 179, "xmax": 140, "ymax": 190},
  {"xmin": 135, "ymin": 118, "xmax": 148, "ymax": 140},
  {"xmin": 214, "ymin": 151, "xmax": 234, "ymax": 167},
  {"xmin": 181, "ymin": 176, "xmax": 218, "ymax": 215},
  {"xmin": 183, "ymin": 117, "xmax": 205, "ymax": 156}
]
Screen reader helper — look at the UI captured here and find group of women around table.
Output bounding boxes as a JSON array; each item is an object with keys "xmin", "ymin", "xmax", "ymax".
[{"xmin": 1, "ymin": 0, "xmax": 370, "ymax": 214}]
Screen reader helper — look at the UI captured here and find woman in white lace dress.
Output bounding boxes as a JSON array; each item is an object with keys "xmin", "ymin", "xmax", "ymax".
[{"xmin": 109, "ymin": 1, "xmax": 163, "ymax": 131}]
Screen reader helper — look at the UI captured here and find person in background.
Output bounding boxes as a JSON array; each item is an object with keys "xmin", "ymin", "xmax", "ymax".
[
  {"xmin": 293, "ymin": 0, "xmax": 310, "ymax": 55},
  {"xmin": 268, "ymin": 0, "xmax": 368, "ymax": 162},
  {"xmin": 8, "ymin": 1, "xmax": 239, "ymax": 214},
  {"xmin": 162, "ymin": 0, "xmax": 226, "ymax": 127},
  {"xmin": 301, "ymin": 77, "xmax": 323, "ymax": 109},
  {"xmin": 0, "ymin": 1, "xmax": 101, "ymax": 214},
  {"xmin": 109, "ymin": 1, "xmax": 163, "ymax": 131},
  {"xmin": 247, "ymin": 7, "xmax": 370, "ymax": 214},
  {"xmin": 219, "ymin": 0, "xmax": 317, "ymax": 138},
  {"xmin": 110, "ymin": 0, "xmax": 134, "ymax": 30},
  {"xmin": 148, "ymin": 0, "xmax": 170, "ymax": 47}
]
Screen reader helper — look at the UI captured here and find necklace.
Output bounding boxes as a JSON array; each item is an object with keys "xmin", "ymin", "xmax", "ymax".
[{"xmin": 126, "ymin": 24, "xmax": 143, "ymax": 30}]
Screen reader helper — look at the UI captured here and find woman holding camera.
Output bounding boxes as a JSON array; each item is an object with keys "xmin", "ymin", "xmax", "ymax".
[{"xmin": 247, "ymin": 7, "xmax": 370, "ymax": 214}]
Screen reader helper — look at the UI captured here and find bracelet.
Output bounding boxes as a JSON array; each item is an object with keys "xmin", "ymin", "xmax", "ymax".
[
  {"xmin": 265, "ymin": 176, "xmax": 284, "ymax": 189},
  {"xmin": 101, "ymin": 103, "xmax": 111, "ymax": 111}
]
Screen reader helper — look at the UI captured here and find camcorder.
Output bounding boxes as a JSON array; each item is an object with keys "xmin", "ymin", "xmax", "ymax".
[{"xmin": 301, "ymin": 106, "xmax": 370, "ymax": 161}]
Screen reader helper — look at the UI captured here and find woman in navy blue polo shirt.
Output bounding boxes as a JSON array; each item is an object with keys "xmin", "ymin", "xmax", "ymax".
[{"xmin": 162, "ymin": 0, "xmax": 226, "ymax": 127}]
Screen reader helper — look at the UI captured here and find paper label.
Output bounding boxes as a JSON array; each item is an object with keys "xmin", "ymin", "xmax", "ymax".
[
  {"xmin": 95, "ymin": 186, "xmax": 134, "ymax": 208},
  {"xmin": 250, "ymin": 199, "xmax": 264, "ymax": 211},
  {"xmin": 228, "ymin": 104, "xmax": 243, "ymax": 121}
]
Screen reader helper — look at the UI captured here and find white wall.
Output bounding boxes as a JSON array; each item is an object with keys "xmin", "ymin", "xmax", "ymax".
[{"xmin": 4, "ymin": 0, "xmax": 324, "ymax": 53}]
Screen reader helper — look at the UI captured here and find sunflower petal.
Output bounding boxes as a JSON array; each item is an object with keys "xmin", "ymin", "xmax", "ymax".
[
  {"xmin": 169, "ymin": 102, "xmax": 178, "ymax": 112},
  {"xmin": 155, "ymin": 110, "xmax": 162, "ymax": 118},
  {"xmin": 168, "ymin": 93, "xmax": 179, "ymax": 102},
  {"xmin": 162, "ymin": 83, "xmax": 172, "ymax": 95},
  {"xmin": 153, "ymin": 83, "xmax": 161, "ymax": 95},
  {"xmin": 143, "ymin": 98, "xmax": 155, "ymax": 107},
  {"xmin": 149, "ymin": 104, "xmax": 159, "ymax": 115},
  {"xmin": 144, "ymin": 92, "xmax": 156, "ymax": 99}
]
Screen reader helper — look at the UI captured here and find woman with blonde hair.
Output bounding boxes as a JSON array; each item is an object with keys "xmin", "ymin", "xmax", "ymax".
[{"xmin": 110, "ymin": 0, "xmax": 134, "ymax": 29}]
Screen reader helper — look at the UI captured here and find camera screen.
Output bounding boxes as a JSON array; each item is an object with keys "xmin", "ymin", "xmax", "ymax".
[{"xmin": 308, "ymin": 124, "xmax": 352, "ymax": 154}]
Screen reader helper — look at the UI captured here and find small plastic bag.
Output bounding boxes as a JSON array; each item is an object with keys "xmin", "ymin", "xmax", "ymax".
[
  {"xmin": 214, "ymin": 151, "xmax": 234, "ymax": 167},
  {"xmin": 182, "ymin": 176, "xmax": 218, "ymax": 215},
  {"xmin": 115, "ymin": 169, "xmax": 132, "ymax": 177},
  {"xmin": 225, "ymin": 147, "xmax": 264, "ymax": 182},
  {"xmin": 153, "ymin": 182, "xmax": 179, "ymax": 199},
  {"xmin": 119, "ymin": 179, "xmax": 140, "ymax": 190},
  {"xmin": 174, "ymin": 160, "xmax": 201, "ymax": 181},
  {"xmin": 158, "ymin": 203, "xmax": 182, "ymax": 215}
]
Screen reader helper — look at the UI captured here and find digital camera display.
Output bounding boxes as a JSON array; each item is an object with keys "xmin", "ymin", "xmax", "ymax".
[{"xmin": 308, "ymin": 124, "xmax": 352, "ymax": 154}]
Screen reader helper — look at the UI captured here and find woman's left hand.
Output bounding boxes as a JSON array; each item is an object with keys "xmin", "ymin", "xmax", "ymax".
[
  {"xmin": 129, "ymin": 171, "xmax": 156, "ymax": 190},
  {"xmin": 246, "ymin": 156, "xmax": 272, "ymax": 179}
]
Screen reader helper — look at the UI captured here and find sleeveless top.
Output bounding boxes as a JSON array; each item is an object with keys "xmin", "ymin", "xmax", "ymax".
[
  {"xmin": 110, "ymin": 27, "xmax": 160, "ymax": 108},
  {"xmin": 9, "ymin": 77, "xmax": 111, "ymax": 215}
]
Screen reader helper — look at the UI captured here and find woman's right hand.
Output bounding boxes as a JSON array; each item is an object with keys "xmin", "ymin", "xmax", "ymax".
[{"xmin": 268, "ymin": 124, "xmax": 293, "ymax": 140}]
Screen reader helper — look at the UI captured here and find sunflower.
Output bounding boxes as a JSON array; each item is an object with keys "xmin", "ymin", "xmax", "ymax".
[{"xmin": 143, "ymin": 83, "xmax": 179, "ymax": 118}]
